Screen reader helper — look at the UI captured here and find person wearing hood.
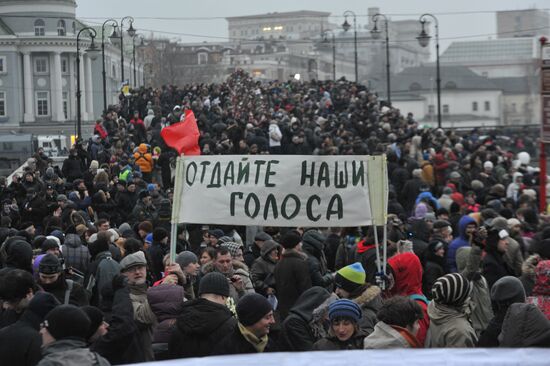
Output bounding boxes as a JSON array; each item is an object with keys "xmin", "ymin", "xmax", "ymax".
[
  {"xmin": 498, "ymin": 303, "xmax": 550, "ymax": 347},
  {"xmin": 334, "ymin": 262, "xmax": 383, "ymax": 335},
  {"xmin": 312, "ymin": 299, "xmax": 366, "ymax": 350},
  {"xmin": 387, "ymin": 252, "xmax": 430, "ymax": 345},
  {"xmin": 400, "ymin": 169, "xmax": 424, "ymax": 214},
  {"xmin": 477, "ymin": 276, "xmax": 526, "ymax": 347},
  {"xmin": 38, "ymin": 254, "xmax": 89, "ymax": 306},
  {"xmin": 279, "ymin": 286, "xmax": 332, "ymax": 351},
  {"xmin": 506, "ymin": 172, "xmax": 524, "ymax": 203},
  {"xmin": 425, "ymin": 273, "xmax": 477, "ymax": 347},
  {"xmin": 526, "ymin": 260, "xmax": 550, "ymax": 320},
  {"xmin": 84, "ymin": 234, "xmax": 122, "ymax": 307},
  {"xmin": 1, "ymin": 237, "xmax": 33, "ymax": 273},
  {"xmin": 251, "ymin": 240, "xmax": 281, "ymax": 296},
  {"xmin": 447, "ymin": 215, "xmax": 477, "ymax": 273},
  {"xmin": 408, "ymin": 203, "xmax": 431, "ymax": 258},
  {"xmin": 422, "ymin": 240, "xmax": 447, "ymax": 299},
  {"xmin": 482, "ymin": 228, "xmax": 514, "ymax": 289},
  {"xmin": 130, "ymin": 191, "xmax": 157, "ymax": 225},
  {"xmin": 0, "ymin": 292, "xmax": 59, "ymax": 366},
  {"xmin": 364, "ymin": 296, "xmax": 424, "ymax": 349},
  {"xmin": 133, "ymin": 144, "xmax": 153, "ymax": 183},
  {"xmin": 302, "ymin": 228, "xmax": 333, "ymax": 289},
  {"xmin": 61, "ymin": 149, "xmax": 84, "ymax": 185},
  {"xmin": 168, "ymin": 272, "xmax": 237, "ymax": 358},
  {"xmin": 62, "ymin": 233, "xmax": 91, "ymax": 275}
]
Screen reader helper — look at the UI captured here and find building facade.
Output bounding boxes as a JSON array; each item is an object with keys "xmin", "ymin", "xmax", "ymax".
[{"xmin": 497, "ymin": 8, "xmax": 550, "ymax": 38}]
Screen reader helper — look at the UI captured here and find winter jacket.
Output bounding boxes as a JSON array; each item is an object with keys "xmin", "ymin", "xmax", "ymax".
[
  {"xmin": 0, "ymin": 307, "xmax": 43, "ymax": 366},
  {"xmin": 422, "ymin": 253, "xmax": 446, "ymax": 299},
  {"xmin": 499, "ymin": 303, "xmax": 550, "ymax": 347},
  {"xmin": 352, "ymin": 285, "xmax": 383, "ymax": 335},
  {"xmin": 302, "ymin": 229, "xmax": 333, "ymax": 289},
  {"xmin": 62, "ymin": 233, "xmax": 90, "ymax": 274},
  {"xmin": 312, "ymin": 329, "xmax": 367, "ymax": 350},
  {"xmin": 279, "ymin": 287, "xmax": 331, "ymax": 351},
  {"xmin": 250, "ymin": 240, "xmax": 279, "ymax": 295},
  {"xmin": 503, "ymin": 236, "xmax": 524, "ymax": 277},
  {"xmin": 447, "ymin": 216, "xmax": 477, "ymax": 273},
  {"xmin": 134, "ymin": 144, "xmax": 153, "ymax": 174},
  {"xmin": 130, "ymin": 201, "xmax": 157, "ymax": 225},
  {"xmin": 84, "ymin": 251, "xmax": 121, "ymax": 307},
  {"xmin": 425, "ymin": 301, "xmax": 477, "ymax": 348},
  {"xmin": 527, "ymin": 260, "xmax": 550, "ymax": 320},
  {"xmin": 456, "ymin": 246, "xmax": 493, "ymax": 336},
  {"xmin": 274, "ymin": 249, "xmax": 312, "ymax": 320},
  {"xmin": 212, "ymin": 323, "xmax": 277, "ymax": 355},
  {"xmin": 476, "ymin": 310, "xmax": 507, "ymax": 348},
  {"xmin": 147, "ymin": 241, "xmax": 169, "ymax": 283},
  {"xmin": 482, "ymin": 249, "xmax": 514, "ymax": 290},
  {"xmin": 41, "ymin": 276, "xmax": 89, "ymax": 307},
  {"xmin": 62, "ymin": 156, "xmax": 84, "ymax": 182},
  {"xmin": 334, "ymin": 235, "xmax": 358, "ymax": 270},
  {"xmin": 520, "ymin": 254, "xmax": 540, "ymax": 297},
  {"xmin": 387, "ymin": 252, "xmax": 430, "ymax": 346},
  {"xmin": 168, "ymin": 298, "xmax": 237, "ymax": 358},
  {"xmin": 128, "ymin": 283, "xmax": 156, "ymax": 362},
  {"xmin": 364, "ymin": 321, "xmax": 422, "ymax": 349},
  {"xmin": 38, "ymin": 339, "xmax": 110, "ymax": 366}
]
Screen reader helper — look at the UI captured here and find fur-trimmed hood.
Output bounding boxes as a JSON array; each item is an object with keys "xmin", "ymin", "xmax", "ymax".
[{"xmin": 354, "ymin": 285, "xmax": 383, "ymax": 311}]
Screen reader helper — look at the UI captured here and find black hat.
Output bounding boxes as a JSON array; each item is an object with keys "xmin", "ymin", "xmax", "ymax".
[
  {"xmin": 44, "ymin": 305, "xmax": 91, "ymax": 340},
  {"xmin": 41, "ymin": 239, "xmax": 59, "ymax": 253},
  {"xmin": 491, "ymin": 276, "xmax": 526, "ymax": 304},
  {"xmin": 81, "ymin": 306, "xmax": 104, "ymax": 339},
  {"xmin": 198, "ymin": 272, "xmax": 230, "ymax": 297},
  {"xmin": 280, "ymin": 231, "xmax": 301, "ymax": 249},
  {"xmin": 138, "ymin": 190, "xmax": 150, "ymax": 200},
  {"xmin": 208, "ymin": 229, "xmax": 224, "ymax": 239},
  {"xmin": 46, "ymin": 184, "xmax": 54, "ymax": 190},
  {"xmin": 433, "ymin": 220, "xmax": 451, "ymax": 230},
  {"xmin": 153, "ymin": 227, "xmax": 169, "ymax": 242},
  {"xmin": 236, "ymin": 293, "xmax": 273, "ymax": 326},
  {"xmin": 254, "ymin": 231, "xmax": 272, "ymax": 242},
  {"xmin": 39, "ymin": 253, "xmax": 62, "ymax": 274},
  {"xmin": 28, "ymin": 292, "xmax": 60, "ymax": 320}
]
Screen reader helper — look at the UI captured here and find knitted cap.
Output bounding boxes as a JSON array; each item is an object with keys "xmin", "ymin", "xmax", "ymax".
[
  {"xmin": 432, "ymin": 273, "xmax": 471, "ymax": 306},
  {"xmin": 490, "ymin": 276, "xmax": 526, "ymax": 304},
  {"xmin": 176, "ymin": 251, "xmax": 198, "ymax": 269},
  {"xmin": 254, "ymin": 232, "xmax": 272, "ymax": 242},
  {"xmin": 236, "ymin": 293, "xmax": 273, "ymax": 326},
  {"xmin": 39, "ymin": 253, "xmax": 62, "ymax": 274},
  {"xmin": 120, "ymin": 251, "xmax": 147, "ymax": 272},
  {"xmin": 28, "ymin": 292, "xmax": 59, "ymax": 320},
  {"xmin": 81, "ymin": 306, "xmax": 104, "ymax": 339},
  {"xmin": 221, "ymin": 241, "xmax": 243, "ymax": 258},
  {"xmin": 328, "ymin": 299, "xmax": 362, "ymax": 322},
  {"xmin": 280, "ymin": 231, "xmax": 301, "ymax": 249},
  {"xmin": 335, "ymin": 262, "xmax": 366, "ymax": 293},
  {"xmin": 198, "ymin": 272, "xmax": 230, "ymax": 297},
  {"xmin": 44, "ymin": 305, "xmax": 91, "ymax": 341}
]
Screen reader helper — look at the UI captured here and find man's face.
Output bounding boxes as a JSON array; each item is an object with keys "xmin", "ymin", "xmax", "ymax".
[
  {"xmin": 248, "ymin": 311, "xmax": 275, "ymax": 338},
  {"xmin": 442, "ymin": 227, "xmax": 453, "ymax": 242},
  {"xmin": 143, "ymin": 197, "xmax": 152, "ymax": 207},
  {"xmin": 98, "ymin": 221, "xmax": 110, "ymax": 232},
  {"xmin": 123, "ymin": 265, "xmax": 147, "ymax": 285},
  {"xmin": 46, "ymin": 247, "xmax": 60, "ymax": 257},
  {"xmin": 268, "ymin": 249, "xmax": 279, "ymax": 262},
  {"xmin": 465, "ymin": 224, "xmax": 477, "ymax": 237},
  {"xmin": 209, "ymin": 236, "xmax": 219, "ymax": 247},
  {"xmin": 214, "ymin": 253, "xmax": 233, "ymax": 275},
  {"xmin": 510, "ymin": 224, "xmax": 521, "ymax": 235},
  {"xmin": 498, "ymin": 238, "xmax": 508, "ymax": 253},
  {"xmin": 127, "ymin": 184, "xmax": 136, "ymax": 193},
  {"xmin": 39, "ymin": 272, "xmax": 60, "ymax": 285}
]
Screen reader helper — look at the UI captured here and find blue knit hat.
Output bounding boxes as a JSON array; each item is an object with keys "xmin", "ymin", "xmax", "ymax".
[{"xmin": 328, "ymin": 299, "xmax": 362, "ymax": 322}]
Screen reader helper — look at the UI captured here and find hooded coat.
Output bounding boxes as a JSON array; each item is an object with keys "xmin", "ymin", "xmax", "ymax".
[
  {"xmin": 274, "ymin": 249, "xmax": 312, "ymax": 320},
  {"xmin": 364, "ymin": 321, "xmax": 421, "ymax": 349},
  {"xmin": 168, "ymin": 298, "xmax": 236, "ymax": 358},
  {"xmin": 388, "ymin": 252, "xmax": 430, "ymax": 345},
  {"xmin": 134, "ymin": 144, "xmax": 153, "ymax": 174},
  {"xmin": 425, "ymin": 301, "xmax": 477, "ymax": 348},
  {"xmin": 302, "ymin": 230, "xmax": 333, "ymax": 289},
  {"xmin": 250, "ymin": 240, "xmax": 279, "ymax": 295},
  {"xmin": 38, "ymin": 339, "xmax": 110, "ymax": 366},
  {"xmin": 352, "ymin": 285, "xmax": 383, "ymax": 335},
  {"xmin": 447, "ymin": 216, "xmax": 476, "ymax": 273},
  {"xmin": 499, "ymin": 303, "xmax": 550, "ymax": 347},
  {"xmin": 527, "ymin": 260, "xmax": 550, "ymax": 320},
  {"xmin": 62, "ymin": 233, "xmax": 90, "ymax": 274}
]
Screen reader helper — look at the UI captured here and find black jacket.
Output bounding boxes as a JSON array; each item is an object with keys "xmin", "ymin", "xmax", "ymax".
[
  {"xmin": 168, "ymin": 298, "xmax": 236, "ymax": 359},
  {"xmin": 422, "ymin": 255, "xmax": 446, "ymax": 299},
  {"xmin": 482, "ymin": 250, "xmax": 514, "ymax": 289},
  {"xmin": 274, "ymin": 249, "xmax": 312, "ymax": 320},
  {"xmin": 302, "ymin": 230, "xmax": 333, "ymax": 289},
  {"xmin": 212, "ymin": 323, "xmax": 277, "ymax": 355},
  {"xmin": 0, "ymin": 308, "xmax": 43, "ymax": 366}
]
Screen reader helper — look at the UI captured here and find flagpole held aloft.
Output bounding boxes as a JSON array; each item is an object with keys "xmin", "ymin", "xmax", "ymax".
[{"xmin": 169, "ymin": 154, "xmax": 185, "ymax": 264}]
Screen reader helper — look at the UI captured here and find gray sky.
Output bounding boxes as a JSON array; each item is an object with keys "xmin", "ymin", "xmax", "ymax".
[{"xmin": 77, "ymin": 0, "xmax": 549, "ymax": 57}]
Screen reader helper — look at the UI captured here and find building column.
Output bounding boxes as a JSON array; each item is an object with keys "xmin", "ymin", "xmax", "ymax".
[
  {"xmin": 85, "ymin": 55, "xmax": 94, "ymax": 121},
  {"xmin": 78, "ymin": 51, "xmax": 87, "ymax": 121},
  {"xmin": 22, "ymin": 52, "xmax": 35, "ymax": 122},
  {"xmin": 52, "ymin": 52, "xmax": 64, "ymax": 121}
]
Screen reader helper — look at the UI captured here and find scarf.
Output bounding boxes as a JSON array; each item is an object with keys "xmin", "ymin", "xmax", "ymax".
[
  {"xmin": 129, "ymin": 282, "xmax": 157, "ymax": 326},
  {"xmin": 390, "ymin": 325, "xmax": 422, "ymax": 348},
  {"xmin": 238, "ymin": 322, "xmax": 268, "ymax": 352}
]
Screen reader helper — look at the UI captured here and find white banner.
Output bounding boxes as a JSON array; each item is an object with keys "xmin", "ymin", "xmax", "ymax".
[{"xmin": 176, "ymin": 155, "xmax": 387, "ymax": 227}]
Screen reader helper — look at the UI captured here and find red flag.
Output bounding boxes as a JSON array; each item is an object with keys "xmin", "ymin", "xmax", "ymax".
[{"xmin": 161, "ymin": 110, "xmax": 201, "ymax": 156}]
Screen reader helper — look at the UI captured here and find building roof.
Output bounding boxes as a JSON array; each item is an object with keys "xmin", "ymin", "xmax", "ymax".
[
  {"xmin": 490, "ymin": 76, "xmax": 538, "ymax": 94},
  {"xmin": 441, "ymin": 37, "xmax": 537, "ymax": 64},
  {"xmin": 226, "ymin": 10, "xmax": 330, "ymax": 21},
  {"xmin": 391, "ymin": 65, "xmax": 500, "ymax": 93}
]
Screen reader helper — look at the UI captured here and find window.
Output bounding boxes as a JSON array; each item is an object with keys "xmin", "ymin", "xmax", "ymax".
[
  {"xmin": 62, "ymin": 92, "xmax": 68, "ymax": 119},
  {"xmin": 409, "ymin": 82, "xmax": 421, "ymax": 91},
  {"xmin": 112, "ymin": 64, "xmax": 117, "ymax": 78},
  {"xmin": 36, "ymin": 91, "xmax": 49, "ymax": 116},
  {"xmin": 34, "ymin": 19, "xmax": 45, "ymax": 36},
  {"xmin": 444, "ymin": 81, "xmax": 457, "ymax": 89},
  {"xmin": 0, "ymin": 56, "xmax": 6, "ymax": 74},
  {"xmin": 443, "ymin": 105, "xmax": 450, "ymax": 114},
  {"xmin": 511, "ymin": 103, "xmax": 517, "ymax": 113},
  {"xmin": 0, "ymin": 92, "xmax": 6, "ymax": 117},
  {"xmin": 198, "ymin": 52, "xmax": 208, "ymax": 65},
  {"xmin": 57, "ymin": 20, "xmax": 66, "ymax": 36},
  {"xmin": 72, "ymin": 21, "xmax": 76, "ymax": 34},
  {"xmin": 61, "ymin": 57, "xmax": 68, "ymax": 73},
  {"xmin": 428, "ymin": 105, "xmax": 435, "ymax": 114},
  {"xmin": 472, "ymin": 101, "xmax": 478, "ymax": 111},
  {"xmin": 485, "ymin": 101, "xmax": 490, "ymax": 111},
  {"xmin": 34, "ymin": 57, "xmax": 48, "ymax": 74}
]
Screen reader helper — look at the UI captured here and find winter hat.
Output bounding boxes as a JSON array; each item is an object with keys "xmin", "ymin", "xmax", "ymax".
[
  {"xmin": 335, "ymin": 262, "xmax": 366, "ymax": 293},
  {"xmin": 449, "ymin": 171, "xmax": 461, "ymax": 179},
  {"xmin": 120, "ymin": 251, "xmax": 147, "ymax": 272},
  {"xmin": 432, "ymin": 273, "xmax": 471, "ymax": 306},
  {"xmin": 507, "ymin": 218, "xmax": 521, "ymax": 229},
  {"xmin": 491, "ymin": 276, "xmax": 526, "ymax": 305},
  {"xmin": 260, "ymin": 240, "xmax": 281, "ymax": 257},
  {"xmin": 147, "ymin": 183, "xmax": 155, "ymax": 192},
  {"xmin": 328, "ymin": 299, "xmax": 362, "ymax": 322},
  {"xmin": 152, "ymin": 227, "xmax": 169, "ymax": 242},
  {"xmin": 89, "ymin": 160, "xmax": 99, "ymax": 170},
  {"xmin": 433, "ymin": 220, "xmax": 451, "ymax": 230},
  {"xmin": 41, "ymin": 239, "xmax": 59, "ymax": 253},
  {"xmin": 280, "ymin": 231, "xmax": 302, "ymax": 249},
  {"xmin": 81, "ymin": 306, "xmax": 104, "ymax": 339},
  {"xmin": 236, "ymin": 293, "xmax": 273, "ymax": 326},
  {"xmin": 46, "ymin": 235, "xmax": 61, "ymax": 247},
  {"xmin": 221, "ymin": 241, "xmax": 243, "ymax": 258},
  {"xmin": 198, "ymin": 272, "xmax": 230, "ymax": 297},
  {"xmin": 44, "ymin": 305, "xmax": 91, "ymax": 340},
  {"xmin": 175, "ymin": 251, "xmax": 198, "ymax": 269},
  {"xmin": 490, "ymin": 217, "xmax": 509, "ymax": 232},
  {"xmin": 254, "ymin": 232, "xmax": 272, "ymax": 242},
  {"xmin": 484, "ymin": 161, "xmax": 494, "ymax": 170},
  {"xmin": 39, "ymin": 253, "xmax": 62, "ymax": 274},
  {"xmin": 414, "ymin": 203, "xmax": 428, "ymax": 220},
  {"xmin": 28, "ymin": 292, "xmax": 60, "ymax": 320},
  {"xmin": 118, "ymin": 222, "xmax": 132, "ymax": 234},
  {"xmin": 208, "ymin": 229, "xmax": 224, "ymax": 239},
  {"xmin": 144, "ymin": 233, "xmax": 153, "ymax": 245},
  {"xmin": 107, "ymin": 228, "xmax": 120, "ymax": 243}
]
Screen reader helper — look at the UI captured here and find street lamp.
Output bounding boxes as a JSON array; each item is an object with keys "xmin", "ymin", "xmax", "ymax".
[
  {"xmin": 417, "ymin": 14, "xmax": 441, "ymax": 129},
  {"xmin": 76, "ymin": 27, "xmax": 100, "ymax": 139},
  {"xmin": 342, "ymin": 10, "xmax": 357, "ymax": 83},
  {"xmin": 118, "ymin": 16, "xmax": 135, "ymax": 84},
  {"xmin": 101, "ymin": 18, "xmax": 118, "ymax": 114},
  {"xmin": 322, "ymin": 30, "xmax": 336, "ymax": 80},
  {"xmin": 371, "ymin": 13, "xmax": 391, "ymax": 105}
]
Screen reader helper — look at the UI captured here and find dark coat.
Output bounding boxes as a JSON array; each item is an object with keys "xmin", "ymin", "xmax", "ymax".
[
  {"xmin": 168, "ymin": 298, "xmax": 236, "ymax": 359},
  {"xmin": 0, "ymin": 308, "xmax": 43, "ymax": 366},
  {"xmin": 477, "ymin": 310, "xmax": 506, "ymax": 347},
  {"xmin": 62, "ymin": 234, "xmax": 90, "ymax": 274},
  {"xmin": 422, "ymin": 255, "xmax": 446, "ymax": 299},
  {"xmin": 147, "ymin": 284, "xmax": 185, "ymax": 344},
  {"xmin": 274, "ymin": 249, "xmax": 312, "ymax": 320},
  {"xmin": 250, "ymin": 240, "xmax": 279, "ymax": 295},
  {"xmin": 211, "ymin": 323, "xmax": 277, "ymax": 355},
  {"xmin": 482, "ymin": 250, "xmax": 514, "ymax": 289},
  {"xmin": 147, "ymin": 242, "xmax": 169, "ymax": 283},
  {"xmin": 312, "ymin": 330, "xmax": 367, "ymax": 350},
  {"xmin": 302, "ymin": 230, "xmax": 332, "ymax": 289}
]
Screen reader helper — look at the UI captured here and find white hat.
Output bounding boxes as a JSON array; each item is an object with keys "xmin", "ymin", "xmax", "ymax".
[{"xmin": 483, "ymin": 161, "xmax": 494, "ymax": 170}]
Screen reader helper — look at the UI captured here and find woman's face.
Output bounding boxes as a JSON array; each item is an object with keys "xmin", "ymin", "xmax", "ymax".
[
  {"xmin": 200, "ymin": 252, "xmax": 212, "ymax": 265},
  {"xmin": 331, "ymin": 319, "xmax": 356, "ymax": 342}
]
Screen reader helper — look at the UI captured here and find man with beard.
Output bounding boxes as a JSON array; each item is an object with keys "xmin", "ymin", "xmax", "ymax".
[
  {"xmin": 38, "ymin": 253, "xmax": 89, "ymax": 306},
  {"xmin": 130, "ymin": 190, "xmax": 157, "ymax": 225}
]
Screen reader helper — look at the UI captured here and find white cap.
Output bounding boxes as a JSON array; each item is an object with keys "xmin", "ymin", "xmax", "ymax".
[{"xmin": 483, "ymin": 161, "xmax": 494, "ymax": 169}]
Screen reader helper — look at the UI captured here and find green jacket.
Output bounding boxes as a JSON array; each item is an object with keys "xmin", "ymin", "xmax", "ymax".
[{"xmin": 425, "ymin": 301, "xmax": 477, "ymax": 348}]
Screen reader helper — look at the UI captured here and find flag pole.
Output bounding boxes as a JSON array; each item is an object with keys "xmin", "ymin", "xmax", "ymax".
[{"xmin": 169, "ymin": 154, "xmax": 185, "ymax": 264}]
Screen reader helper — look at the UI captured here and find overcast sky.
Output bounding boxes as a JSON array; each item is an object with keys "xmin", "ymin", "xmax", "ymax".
[{"xmin": 77, "ymin": 0, "xmax": 549, "ymax": 57}]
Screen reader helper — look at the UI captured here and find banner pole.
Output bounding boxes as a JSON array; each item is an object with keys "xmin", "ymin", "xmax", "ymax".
[{"xmin": 169, "ymin": 154, "xmax": 184, "ymax": 264}]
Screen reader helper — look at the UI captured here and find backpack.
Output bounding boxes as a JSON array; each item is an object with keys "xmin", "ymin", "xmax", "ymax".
[{"xmin": 93, "ymin": 255, "xmax": 121, "ymax": 305}]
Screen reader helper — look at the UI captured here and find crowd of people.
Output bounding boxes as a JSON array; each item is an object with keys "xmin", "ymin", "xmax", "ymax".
[{"xmin": 0, "ymin": 69, "xmax": 549, "ymax": 366}]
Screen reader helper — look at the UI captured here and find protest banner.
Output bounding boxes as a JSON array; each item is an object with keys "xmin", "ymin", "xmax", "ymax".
[{"xmin": 173, "ymin": 155, "xmax": 388, "ymax": 228}]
